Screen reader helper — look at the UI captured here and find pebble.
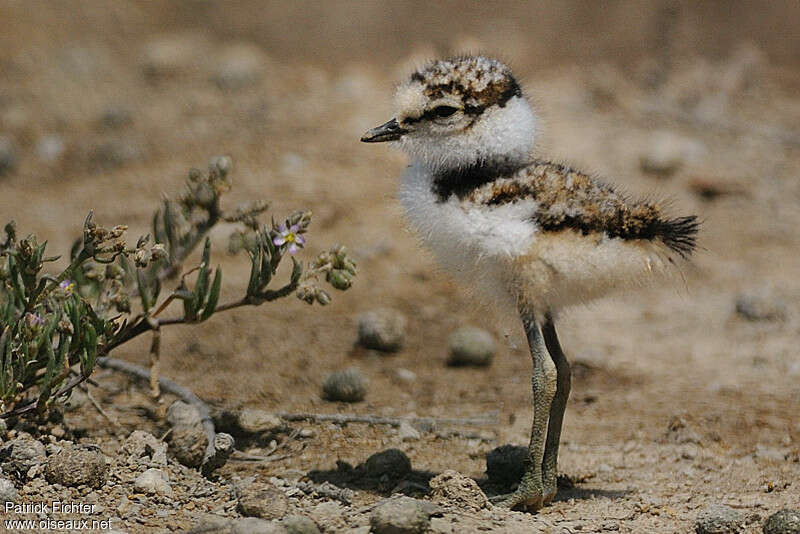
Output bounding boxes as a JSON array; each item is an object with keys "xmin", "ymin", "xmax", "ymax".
[
  {"xmin": 735, "ymin": 292, "xmax": 787, "ymax": 321},
  {"xmin": 232, "ymin": 518, "xmax": 288, "ymax": 534},
  {"xmin": 370, "ymin": 496, "xmax": 438, "ymax": 534},
  {"xmin": 186, "ymin": 520, "xmax": 231, "ymax": 534},
  {"xmin": 764, "ymin": 510, "xmax": 800, "ymax": 534},
  {"xmin": 99, "ymin": 106, "xmax": 133, "ymax": 129},
  {"xmin": 363, "ymin": 449, "xmax": 412, "ymax": 480},
  {"xmin": 166, "ymin": 400, "xmax": 202, "ymax": 428},
  {"xmin": 238, "ymin": 482, "xmax": 289, "ymax": 520},
  {"xmin": 168, "ymin": 424, "xmax": 207, "ymax": 468},
  {"xmin": 695, "ymin": 504, "xmax": 742, "ymax": 534},
  {"xmin": 639, "ymin": 131, "xmax": 705, "ymax": 178},
  {"xmin": 36, "ymin": 134, "xmax": 66, "ymax": 162},
  {"xmin": 134, "ymin": 468, "xmax": 172, "ymax": 496},
  {"xmin": 0, "ymin": 477, "xmax": 17, "ymax": 502},
  {"xmin": 0, "ymin": 437, "xmax": 46, "ymax": 480},
  {"xmin": 121, "ymin": 430, "xmax": 167, "ymax": 466},
  {"xmin": 393, "ymin": 368, "xmax": 417, "ymax": 384},
  {"xmin": 398, "ymin": 421, "xmax": 420, "ymax": 442},
  {"xmin": 141, "ymin": 32, "xmax": 205, "ymax": 79},
  {"xmin": 485, "ymin": 444, "xmax": 527, "ymax": 486},
  {"xmin": 447, "ymin": 326, "xmax": 495, "ymax": 367},
  {"xmin": 237, "ymin": 409, "xmax": 285, "ymax": 435},
  {"xmin": 213, "ymin": 43, "xmax": 265, "ymax": 90},
  {"xmin": 45, "ymin": 447, "xmax": 107, "ymax": 488},
  {"xmin": 322, "ymin": 368, "xmax": 368, "ymax": 403},
  {"xmin": 0, "ymin": 136, "xmax": 18, "ymax": 175},
  {"xmin": 358, "ymin": 308, "xmax": 407, "ymax": 352},
  {"xmin": 280, "ymin": 515, "xmax": 321, "ymax": 534},
  {"xmin": 429, "ymin": 470, "xmax": 488, "ymax": 511}
]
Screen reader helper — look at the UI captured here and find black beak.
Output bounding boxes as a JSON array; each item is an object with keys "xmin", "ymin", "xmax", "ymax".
[{"xmin": 360, "ymin": 118, "xmax": 408, "ymax": 143}]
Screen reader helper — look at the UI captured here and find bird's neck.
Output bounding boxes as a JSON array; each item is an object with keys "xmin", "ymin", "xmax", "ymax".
[{"xmin": 428, "ymin": 156, "xmax": 529, "ymax": 202}]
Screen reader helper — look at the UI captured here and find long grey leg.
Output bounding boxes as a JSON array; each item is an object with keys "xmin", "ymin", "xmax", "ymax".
[
  {"xmin": 495, "ymin": 309, "xmax": 557, "ymax": 512},
  {"xmin": 541, "ymin": 315, "xmax": 571, "ymax": 504}
]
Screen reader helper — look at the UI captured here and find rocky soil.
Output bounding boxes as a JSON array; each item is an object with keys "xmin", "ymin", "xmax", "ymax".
[{"xmin": 1, "ymin": 2, "xmax": 799, "ymax": 533}]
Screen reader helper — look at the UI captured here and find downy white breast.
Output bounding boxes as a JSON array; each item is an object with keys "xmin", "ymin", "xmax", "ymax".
[{"xmin": 399, "ymin": 162, "xmax": 538, "ymax": 307}]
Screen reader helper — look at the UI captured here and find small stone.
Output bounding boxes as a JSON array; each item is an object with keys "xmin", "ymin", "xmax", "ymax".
[
  {"xmin": 238, "ymin": 409, "xmax": 284, "ymax": 435},
  {"xmin": 358, "ymin": 308, "xmax": 407, "ymax": 352},
  {"xmin": 736, "ymin": 292, "xmax": 787, "ymax": 321},
  {"xmin": 99, "ymin": 106, "xmax": 133, "ymax": 129},
  {"xmin": 168, "ymin": 424, "xmax": 207, "ymax": 468},
  {"xmin": 298, "ymin": 428, "xmax": 315, "ymax": 439},
  {"xmin": 36, "ymin": 134, "xmax": 66, "ymax": 163},
  {"xmin": 393, "ymin": 368, "xmax": 417, "ymax": 384},
  {"xmin": 141, "ymin": 32, "xmax": 205, "ymax": 79},
  {"xmin": 238, "ymin": 482, "xmax": 288, "ymax": 520},
  {"xmin": 309, "ymin": 501, "xmax": 345, "ymax": 522},
  {"xmin": 232, "ymin": 518, "xmax": 288, "ymax": 534},
  {"xmin": 0, "ymin": 137, "xmax": 17, "ymax": 176},
  {"xmin": 45, "ymin": 448, "xmax": 107, "ymax": 489},
  {"xmin": 370, "ymin": 496, "xmax": 438, "ymax": 534},
  {"xmin": 186, "ymin": 520, "xmax": 232, "ymax": 534},
  {"xmin": 0, "ymin": 438, "xmax": 46, "ymax": 480},
  {"xmin": 695, "ymin": 504, "xmax": 742, "ymax": 534},
  {"xmin": 134, "ymin": 468, "xmax": 172, "ymax": 496},
  {"xmin": 166, "ymin": 400, "xmax": 202, "ymax": 428},
  {"xmin": 45, "ymin": 443, "xmax": 63, "ymax": 456},
  {"xmin": 486, "ymin": 444, "xmax": 527, "ymax": 486},
  {"xmin": 0, "ymin": 477, "xmax": 17, "ymax": 502},
  {"xmin": 447, "ymin": 327, "xmax": 495, "ymax": 367},
  {"xmin": 213, "ymin": 43, "xmax": 265, "ymax": 90},
  {"xmin": 121, "ymin": 430, "xmax": 167, "ymax": 466},
  {"xmin": 322, "ymin": 368, "xmax": 367, "ymax": 403},
  {"xmin": 280, "ymin": 515, "xmax": 321, "ymax": 534},
  {"xmin": 398, "ymin": 421, "xmax": 420, "ymax": 442},
  {"xmin": 363, "ymin": 448, "xmax": 412, "ymax": 480},
  {"xmin": 639, "ymin": 131, "xmax": 705, "ymax": 178},
  {"xmin": 764, "ymin": 510, "xmax": 800, "ymax": 534},
  {"xmin": 429, "ymin": 470, "xmax": 488, "ymax": 511}
]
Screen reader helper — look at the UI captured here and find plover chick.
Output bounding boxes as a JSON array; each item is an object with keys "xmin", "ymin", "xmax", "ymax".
[{"xmin": 361, "ymin": 55, "xmax": 699, "ymax": 512}]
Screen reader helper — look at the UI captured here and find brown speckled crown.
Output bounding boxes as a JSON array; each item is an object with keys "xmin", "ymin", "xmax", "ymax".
[{"xmin": 407, "ymin": 56, "xmax": 522, "ymax": 120}]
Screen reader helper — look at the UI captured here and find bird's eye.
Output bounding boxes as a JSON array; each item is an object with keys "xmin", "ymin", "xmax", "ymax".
[{"xmin": 433, "ymin": 105, "xmax": 458, "ymax": 118}]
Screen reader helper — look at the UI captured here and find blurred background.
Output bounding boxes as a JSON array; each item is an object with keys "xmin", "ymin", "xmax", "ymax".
[{"xmin": 0, "ymin": 1, "xmax": 798, "ymax": 528}]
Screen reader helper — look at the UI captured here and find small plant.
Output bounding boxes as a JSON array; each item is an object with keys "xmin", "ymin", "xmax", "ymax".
[{"xmin": 0, "ymin": 156, "xmax": 356, "ymax": 417}]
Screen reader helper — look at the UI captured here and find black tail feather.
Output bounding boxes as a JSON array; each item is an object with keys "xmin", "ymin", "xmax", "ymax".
[{"xmin": 655, "ymin": 215, "xmax": 700, "ymax": 258}]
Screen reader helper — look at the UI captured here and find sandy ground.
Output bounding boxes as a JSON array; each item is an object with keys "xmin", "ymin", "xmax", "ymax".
[{"xmin": 1, "ymin": 2, "xmax": 799, "ymax": 533}]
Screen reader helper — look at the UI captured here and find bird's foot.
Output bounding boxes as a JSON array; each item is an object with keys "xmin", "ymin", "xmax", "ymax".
[
  {"xmin": 489, "ymin": 489, "xmax": 544, "ymax": 512},
  {"xmin": 542, "ymin": 472, "xmax": 557, "ymax": 505}
]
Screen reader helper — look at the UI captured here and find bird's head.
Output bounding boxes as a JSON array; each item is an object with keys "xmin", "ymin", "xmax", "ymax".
[{"xmin": 362, "ymin": 56, "xmax": 537, "ymax": 171}]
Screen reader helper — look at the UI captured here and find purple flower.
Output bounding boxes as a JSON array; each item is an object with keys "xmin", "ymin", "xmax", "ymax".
[
  {"xmin": 273, "ymin": 224, "xmax": 306, "ymax": 254},
  {"xmin": 25, "ymin": 312, "xmax": 44, "ymax": 328},
  {"xmin": 59, "ymin": 279, "xmax": 75, "ymax": 296}
]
